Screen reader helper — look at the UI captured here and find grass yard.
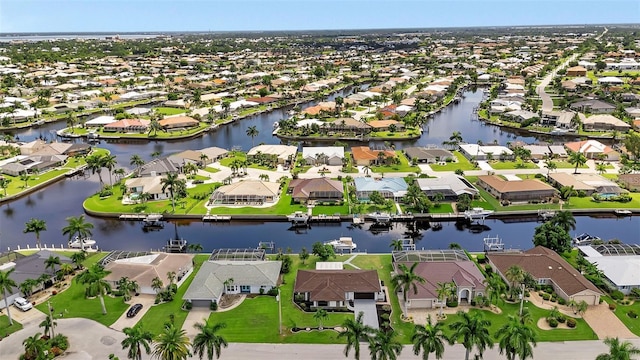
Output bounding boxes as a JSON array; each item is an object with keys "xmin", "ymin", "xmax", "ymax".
[
  {"xmin": 603, "ymin": 296, "xmax": 640, "ymax": 336},
  {"xmin": 552, "ymin": 161, "xmax": 589, "ymax": 169},
  {"xmin": 0, "ymin": 315, "xmax": 24, "ymax": 337},
  {"xmin": 138, "ymin": 255, "xmax": 208, "ymax": 335},
  {"xmin": 203, "ymin": 166, "xmax": 221, "ymax": 173},
  {"xmin": 155, "ymin": 107, "xmax": 186, "ymax": 116},
  {"xmin": 370, "ymin": 152, "xmax": 419, "ymax": 173},
  {"xmin": 428, "ymin": 203, "xmax": 455, "ymax": 214},
  {"xmin": 442, "ymin": 301, "xmax": 598, "ymax": 342},
  {"xmin": 565, "ymin": 194, "xmax": 640, "ymax": 209},
  {"xmin": 430, "ymin": 152, "xmax": 476, "ymax": 172},
  {"xmin": 219, "ymin": 152, "xmax": 274, "ymax": 171},
  {"xmin": 36, "ymin": 277, "xmax": 130, "ymax": 327},
  {"xmin": 488, "ymin": 160, "xmax": 538, "ymax": 170}
]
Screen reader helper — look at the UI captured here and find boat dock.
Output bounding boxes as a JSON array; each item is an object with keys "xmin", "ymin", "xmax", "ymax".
[
  {"xmin": 483, "ymin": 235, "xmax": 505, "ymax": 252},
  {"xmin": 119, "ymin": 214, "xmax": 149, "ymax": 220},
  {"xmin": 391, "ymin": 214, "xmax": 415, "ymax": 222},
  {"xmin": 202, "ymin": 214, "xmax": 232, "ymax": 222},
  {"xmin": 310, "ymin": 214, "xmax": 341, "ymax": 223}
]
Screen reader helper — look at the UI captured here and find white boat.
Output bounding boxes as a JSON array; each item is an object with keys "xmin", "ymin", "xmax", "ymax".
[
  {"xmin": 573, "ymin": 233, "xmax": 601, "ymax": 246},
  {"xmin": 287, "ymin": 211, "xmax": 309, "ymax": 223},
  {"xmin": 366, "ymin": 212, "xmax": 391, "ymax": 223},
  {"xmin": 464, "ymin": 207, "xmax": 494, "ymax": 220},
  {"xmin": 68, "ymin": 236, "xmax": 97, "ymax": 249},
  {"xmin": 614, "ymin": 209, "xmax": 632, "ymax": 216},
  {"xmin": 324, "ymin": 237, "xmax": 357, "ymax": 251}
]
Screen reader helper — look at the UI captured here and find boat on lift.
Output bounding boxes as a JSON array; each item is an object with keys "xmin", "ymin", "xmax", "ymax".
[
  {"xmin": 573, "ymin": 233, "xmax": 601, "ymax": 246},
  {"xmin": 464, "ymin": 207, "xmax": 494, "ymax": 220},
  {"xmin": 324, "ymin": 237, "xmax": 357, "ymax": 251},
  {"xmin": 366, "ymin": 212, "xmax": 392, "ymax": 223},
  {"xmin": 287, "ymin": 211, "xmax": 309, "ymax": 223}
]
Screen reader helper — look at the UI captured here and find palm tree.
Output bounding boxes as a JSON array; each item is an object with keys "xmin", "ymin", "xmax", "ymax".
[
  {"xmin": 449, "ymin": 131, "xmax": 463, "ymax": 146},
  {"xmin": 183, "ymin": 162, "xmax": 199, "ymax": 178},
  {"xmin": 199, "ymin": 153, "xmax": 209, "ymax": 167},
  {"xmin": 152, "ymin": 277, "xmax": 164, "ymax": 294},
  {"xmin": 71, "ymin": 251, "xmax": 87, "ymax": 270},
  {"xmin": 389, "ymin": 239, "xmax": 404, "ymax": 251},
  {"xmin": 114, "ymin": 168, "xmax": 126, "ymax": 182},
  {"xmin": 338, "ymin": 311, "xmax": 374, "ymax": 360},
  {"xmin": 153, "ymin": 323, "xmax": 192, "ymax": 360},
  {"xmin": 192, "ymin": 319, "xmax": 228, "ymax": 360},
  {"xmin": 505, "ymin": 265, "xmax": 526, "ymax": 300},
  {"xmin": 75, "ymin": 264, "xmax": 111, "ymax": 314},
  {"xmin": 102, "ymin": 154, "xmax": 118, "ymax": 185},
  {"xmin": 411, "ymin": 315, "xmax": 446, "ymax": 360},
  {"xmin": 436, "ymin": 282, "xmax": 455, "ymax": 318},
  {"xmin": 60, "ymin": 263, "xmax": 74, "ymax": 279},
  {"xmin": 545, "ymin": 160, "xmax": 557, "ymax": 176},
  {"xmin": 22, "ymin": 333, "xmax": 46, "ymax": 360},
  {"xmin": 44, "ymin": 255, "xmax": 61, "ymax": 278},
  {"xmin": 39, "ymin": 315, "xmax": 57, "ymax": 339},
  {"xmin": 596, "ymin": 337, "xmax": 640, "ymax": 360},
  {"xmin": 187, "ymin": 243, "xmax": 204, "ymax": 253},
  {"xmin": 0, "ymin": 268, "xmax": 17, "ymax": 325},
  {"xmin": 19, "ymin": 278, "xmax": 38, "ymax": 297},
  {"xmin": 391, "ymin": 262, "xmax": 426, "ymax": 318},
  {"xmin": 496, "ymin": 315, "xmax": 537, "ymax": 360},
  {"xmin": 313, "ymin": 308, "xmax": 329, "ymax": 329},
  {"xmin": 0, "ymin": 177, "xmax": 10, "ymax": 197},
  {"xmin": 568, "ymin": 151, "xmax": 587, "ymax": 174},
  {"xmin": 86, "ymin": 153, "xmax": 105, "ymax": 186},
  {"xmin": 130, "ymin": 154, "xmax": 145, "ymax": 174},
  {"xmin": 161, "ymin": 173, "xmax": 184, "ymax": 212},
  {"xmin": 24, "ymin": 218, "xmax": 47, "ymax": 249},
  {"xmin": 148, "ymin": 118, "xmax": 162, "ymax": 137},
  {"xmin": 368, "ymin": 329, "xmax": 403, "ymax": 360},
  {"xmin": 118, "ymin": 277, "xmax": 140, "ymax": 302},
  {"xmin": 550, "ymin": 210, "xmax": 576, "ymax": 233},
  {"xmin": 246, "ymin": 125, "xmax": 259, "ymax": 147},
  {"xmin": 121, "ymin": 323, "xmax": 154, "ymax": 360},
  {"xmin": 449, "ymin": 311, "xmax": 493, "ymax": 360},
  {"xmin": 19, "ymin": 172, "xmax": 30, "ymax": 188},
  {"xmin": 484, "ymin": 273, "xmax": 506, "ymax": 306},
  {"xmin": 596, "ymin": 162, "xmax": 607, "ymax": 174},
  {"xmin": 62, "ymin": 215, "xmax": 94, "ymax": 251},
  {"xmin": 167, "ymin": 271, "xmax": 177, "ymax": 286}
]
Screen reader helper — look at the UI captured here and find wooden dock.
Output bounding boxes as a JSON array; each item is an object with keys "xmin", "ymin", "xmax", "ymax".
[
  {"xmin": 310, "ymin": 214, "xmax": 341, "ymax": 223},
  {"xmin": 202, "ymin": 214, "xmax": 232, "ymax": 222},
  {"xmin": 391, "ymin": 214, "xmax": 415, "ymax": 222},
  {"xmin": 119, "ymin": 214, "xmax": 148, "ymax": 220}
]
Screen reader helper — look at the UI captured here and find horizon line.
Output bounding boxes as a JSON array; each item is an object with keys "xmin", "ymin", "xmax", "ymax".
[{"xmin": 2, "ymin": 22, "xmax": 638, "ymax": 36}]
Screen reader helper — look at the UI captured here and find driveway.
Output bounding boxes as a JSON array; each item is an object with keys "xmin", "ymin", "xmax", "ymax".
[
  {"xmin": 352, "ymin": 299, "xmax": 379, "ymax": 329},
  {"xmin": 3, "ymin": 306, "xmax": 47, "ymax": 326},
  {"xmin": 182, "ymin": 307, "xmax": 211, "ymax": 339},
  {"xmin": 581, "ymin": 303, "xmax": 637, "ymax": 340},
  {"xmin": 109, "ymin": 294, "xmax": 157, "ymax": 331}
]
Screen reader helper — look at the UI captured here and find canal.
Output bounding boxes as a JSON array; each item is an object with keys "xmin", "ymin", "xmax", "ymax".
[{"xmin": 2, "ymin": 89, "xmax": 638, "ymax": 253}]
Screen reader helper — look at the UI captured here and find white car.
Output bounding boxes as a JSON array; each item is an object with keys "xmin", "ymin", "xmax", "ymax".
[{"xmin": 13, "ymin": 297, "xmax": 33, "ymax": 311}]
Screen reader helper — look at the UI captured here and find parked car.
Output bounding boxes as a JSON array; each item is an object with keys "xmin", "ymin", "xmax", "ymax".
[
  {"xmin": 126, "ymin": 303, "xmax": 143, "ymax": 318},
  {"xmin": 14, "ymin": 297, "xmax": 33, "ymax": 312}
]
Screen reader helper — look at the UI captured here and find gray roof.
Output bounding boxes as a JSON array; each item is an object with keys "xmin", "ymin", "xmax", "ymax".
[
  {"xmin": 404, "ymin": 147, "xmax": 453, "ymax": 160},
  {"xmin": 1, "ymin": 250, "xmax": 73, "ymax": 297},
  {"xmin": 183, "ymin": 261, "xmax": 281, "ymax": 301}
]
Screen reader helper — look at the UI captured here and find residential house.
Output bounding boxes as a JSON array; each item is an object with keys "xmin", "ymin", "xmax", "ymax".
[
  {"xmin": 184, "ymin": 260, "xmax": 281, "ymax": 306},
  {"xmin": 103, "ymin": 252, "xmax": 194, "ymax": 294},
  {"xmin": 158, "ymin": 116, "xmax": 199, "ymax": 130},
  {"xmin": 351, "ymin": 146, "xmax": 396, "ymax": 166},
  {"xmin": 327, "ymin": 118, "xmax": 372, "ymax": 135},
  {"xmin": 522, "ymin": 145, "xmax": 552, "ymax": 160},
  {"xmin": 565, "ymin": 140, "xmax": 621, "ymax": 161},
  {"xmin": 578, "ymin": 244, "xmax": 640, "ymax": 295},
  {"xmin": 548, "ymin": 173, "xmax": 625, "ymax": 196},
  {"xmin": 301, "ymin": 146, "xmax": 345, "ymax": 166},
  {"xmin": 476, "ymin": 175, "xmax": 557, "ymax": 202},
  {"xmin": 247, "ymin": 145, "xmax": 297, "ymax": 166},
  {"xmin": 487, "ymin": 246, "xmax": 602, "ymax": 305},
  {"xmin": 368, "ymin": 119, "xmax": 404, "ymax": 132},
  {"xmin": 403, "ymin": 147, "xmax": 454, "ymax": 164},
  {"xmin": 566, "ymin": 66, "xmax": 588, "ymax": 77},
  {"xmin": 294, "ymin": 269, "xmax": 383, "ymax": 309},
  {"xmin": 0, "ymin": 154, "xmax": 68, "ymax": 176},
  {"xmin": 103, "ymin": 118, "xmax": 150, "ymax": 133},
  {"xmin": 459, "ymin": 144, "xmax": 513, "ymax": 161},
  {"xmin": 208, "ymin": 180, "xmax": 280, "ymax": 205},
  {"xmin": 288, "ymin": 178, "xmax": 344, "ymax": 204},
  {"xmin": 570, "ymin": 100, "xmax": 616, "ymax": 114},
  {"xmin": 125, "ymin": 175, "xmax": 186, "ymax": 200},
  {"xmin": 541, "ymin": 111, "xmax": 574, "ymax": 128},
  {"xmin": 354, "ymin": 177, "xmax": 408, "ymax": 202},
  {"xmin": 415, "ymin": 175, "xmax": 479, "ymax": 200},
  {"xmin": 136, "ymin": 158, "xmax": 181, "ymax": 177},
  {"xmin": 393, "ymin": 250, "xmax": 486, "ymax": 309},
  {"xmin": 199, "ymin": 147, "xmax": 229, "ymax": 162},
  {"xmin": 581, "ymin": 114, "xmax": 631, "ymax": 132}
]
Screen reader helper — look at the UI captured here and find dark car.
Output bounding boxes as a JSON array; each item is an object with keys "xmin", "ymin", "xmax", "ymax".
[{"xmin": 126, "ymin": 304, "xmax": 143, "ymax": 318}]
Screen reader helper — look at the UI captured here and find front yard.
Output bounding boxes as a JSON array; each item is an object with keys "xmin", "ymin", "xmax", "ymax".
[
  {"xmin": 429, "ymin": 151, "xmax": 477, "ymax": 172},
  {"xmin": 370, "ymin": 152, "xmax": 419, "ymax": 173}
]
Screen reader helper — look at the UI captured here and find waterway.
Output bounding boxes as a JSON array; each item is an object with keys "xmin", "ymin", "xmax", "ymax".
[{"xmin": 1, "ymin": 90, "xmax": 638, "ymax": 253}]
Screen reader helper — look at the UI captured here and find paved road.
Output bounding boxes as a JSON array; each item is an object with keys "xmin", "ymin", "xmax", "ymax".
[
  {"xmin": 2, "ymin": 318, "xmax": 639, "ymax": 360},
  {"xmin": 536, "ymin": 53, "xmax": 579, "ymax": 112}
]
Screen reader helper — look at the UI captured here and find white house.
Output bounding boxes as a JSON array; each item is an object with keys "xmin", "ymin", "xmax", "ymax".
[{"xmin": 301, "ymin": 146, "xmax": 345, "ymax": 166}]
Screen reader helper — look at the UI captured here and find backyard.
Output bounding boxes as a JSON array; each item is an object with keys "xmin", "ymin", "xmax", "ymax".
[
  {"xmin": 370, "ymin": 152, "xmax": 419, "ymax": 173},
  {"xmin": 429, "ymin": 151, "xmax": 477, "ymax": 172}
]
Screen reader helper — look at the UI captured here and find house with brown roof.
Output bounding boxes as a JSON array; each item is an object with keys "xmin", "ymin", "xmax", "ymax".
[
  {"xmin": 487, "ymin": 246, "xmax": 602, "ymax": 305},
  {"xmin": 368, "ymin": 119, "xmax": 404, "ymax": 131},
  {"xmin": 393, "ymin": 250, "xmax": 486, "ymax": 309},
  {"xmin": 103, "ymin": 118, "xmax": 150, "ymax": 133},
  {"xmin": 288, "ymin": 178, "xmax": 344, "ymax": 204},
  {"xmin": 565, "ymin": 140, "xmax": 620, "ymax": 161},
  {"xmin": 476, "ymin": 175, "xmax": 557, "ymax": 202},
  {"xmin": 566, "ymin": 66, "xmax": 587, "ymax": 77},
  {"xmin": 618, "ymin": 174, "xmax": 640, "ymax": 191},
  {"xmin": 158, "ymin": 116, "xmax": 199, "ymax": 129},
  {"xmin": 328, "ymin": 118, "xmax": 372, "ymax": 135},
  {"xmin": 294, "ymin": 269, "xmax": 382, "ymax": 309},
  {"xmin": 351, "ymin": 146, "xmax": 396, "ymax": 166}
]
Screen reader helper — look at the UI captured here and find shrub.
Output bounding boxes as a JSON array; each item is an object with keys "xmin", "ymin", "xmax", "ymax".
[
  {"xmin": 259, "ymin": 288, "xmax": 265, "ymax": 295},
  {"xmin": 267, "ymin": 288, "xmax": 279, "ymax": 297},
  {"xmin": 542, "ymin": 293, "xmax": 551, "ymax": 301},
  {"xmin": 476, "ymin": 254, "xmax": 486, "ymax": 263},
  {"xmin": 548, "ymin": 318, "xmax": 559, "ymax": 328},
  {"xmin": 184, "ymin": 301, "xmax": 193, "ymax": 311},
  {"xmin": 380, "ymin": 313, "xmax": 390, "ymax": 321},
  {"xmin": 611, "ymin": 290, "xmax": 624, "ymax": 301},
  {"xmin": 628, "ymin": 311, "xmax": 638, "ymax": 319},
  {"xmin": 51, "ymin": 290, "xmax": 58, "ymax": 296},
  {"xmin": 609, "ymin": 303, "xmax": 617, "ymax": 311},
  {"xmin": 558, "ymin": 298, "xmax": 566, "ymax": 305},
  {"xmin": 557, "ymin": 315, "xmax": 566, "ymax": 323},
  {"xmin": 566, "ymin": 318, "xmax": 577, "ymax": 328},
  {"xmin": 210, "ymin": 300, "xmax": 218, "ymax": 311},
  {"xmin": 446, "ymin": 300, "xmax": 458, "ymax": 308}
]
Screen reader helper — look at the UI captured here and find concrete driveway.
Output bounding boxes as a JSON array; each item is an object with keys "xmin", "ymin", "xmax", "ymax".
[
  {"xmin": 109, "ymin": 294, "xmax": 157, "ymax": 331},
  {"xmin": 182, "ymin": 307, "xmax": 211, "ymax": 339},
  {"xmin": 4, "ymin": 306, "xmax": 47, "ymax": 326}
]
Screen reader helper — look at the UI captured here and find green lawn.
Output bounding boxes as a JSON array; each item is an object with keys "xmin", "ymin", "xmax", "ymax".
[
  {"xmin": 35, "ymin": 278, "xmax": 129, "ymax": 327},
  {"xmin": 552, "ymin": 161, "xmax": 589, "ymax": 169},
  {"xmin": 370, "ymin": 152, "xmax": 419, "ymax": 173},
  {"xmin": 219, "ymin": 152, "xmax": 274, "ymax": 171},
  {"xmin": 138, "ymin": 255, "xmax": 208, "ymax": 335},
  {"xmin": 203, "ymin": 167, "xmax": 221, "ymax": 173},
  {"xmin": 155, "ymin": 107, "xmax": 186, "ymax": 115},
  {"xmin": 488, "ymin": 161, "xmax": 538, "ymax": 170},
  {"xmin": 430, "ymin": 152, "xmax": 477, "ymax": 172},
  {"xmin": 565, "ymin": 194, "xmax": 640, "ymax": 210},
  {"xmin": 442, "ymin": 301, "xmax": 598, "ymax": 342},
  {"xmin": 428, "ymin": 203, "xmax": 455, "ymax": 214},
  {"xmin": 603, "ymin": 296, "xmax": 640, "ymax": 336},
  {"xmin": 0, "ymin": 315, "xmax": 24, "ymax": 337}
]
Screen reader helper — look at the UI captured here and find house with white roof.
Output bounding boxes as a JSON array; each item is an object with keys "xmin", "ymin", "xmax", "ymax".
[
  {"xmin": 354, "ymin": 177, "xmax": 408, "ymax": 202},
  {"xmin": 247, "ymin": 145, "xmax": 297, "ymax": 165},
  {"xmin": 301, "ymin": 146, "xmax": 345, "ymax": 166},
  {"xmin": 578, "ymin": 244, "xmax": 640, "ymax": 295},
  {"xmin": 459, "ymin": 144, "xmax": 513, "ymax": 161},
  {"xmin": 415, "ymin": 175, "xmax": 479, "ymax": 200}
]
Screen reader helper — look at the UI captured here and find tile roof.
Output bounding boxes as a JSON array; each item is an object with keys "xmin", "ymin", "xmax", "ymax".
[
  {"xmin": 351, "ymin": 146, "xmax": 396, "ymax": 161},
  {"xmin": 396, "ymin": 261, "xmax": 486, "ymax": 300},
  {"xmin": 294, "ymin": 270, "xmax": 380, "ymax": 301},
  {"xmin": 477, "ymin": 175, "xmax": 555, "ymax": 193}
]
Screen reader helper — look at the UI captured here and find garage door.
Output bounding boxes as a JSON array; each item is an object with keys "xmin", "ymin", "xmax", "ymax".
[
  {"xmin": 410, "ymin": 299, "xmax": 433, "ymax": 309},
  {"xmin": 190, "ymin": 300, "xmax": 212, "ymax": 307}
]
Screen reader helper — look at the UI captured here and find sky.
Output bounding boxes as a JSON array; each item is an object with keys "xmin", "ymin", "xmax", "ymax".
[{"xmin": 0, "ymin": 0, "xmax": 638, "ymax": 33}]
